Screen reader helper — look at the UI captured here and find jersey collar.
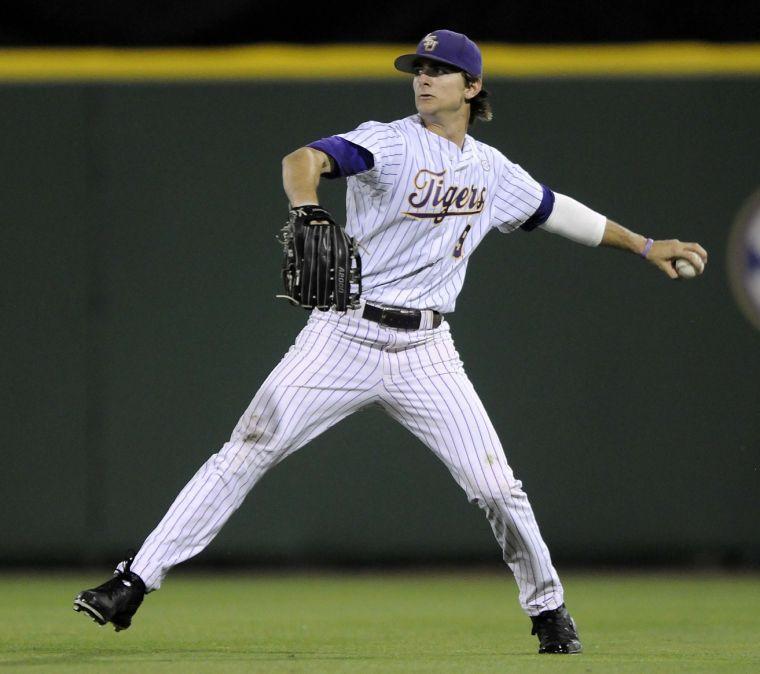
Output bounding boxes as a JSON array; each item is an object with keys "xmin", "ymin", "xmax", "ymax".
[{"xmin": 411, "ymin": 114, "xmax": 472, "ymax": 155}]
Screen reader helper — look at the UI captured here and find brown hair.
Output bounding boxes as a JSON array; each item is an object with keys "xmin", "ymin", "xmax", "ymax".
[{"xmin": 464, "ymin": 73, "xmax": 493, "ymax": 126}]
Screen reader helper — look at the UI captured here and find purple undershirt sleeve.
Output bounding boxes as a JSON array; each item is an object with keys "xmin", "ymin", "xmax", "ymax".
[
  {"xmin": 521, "ymin": 185, "xmax": 556, "ymax": 231},
  {"xmin": 307, "ymin": 136, "xmax": 375, "ymax": 179}
]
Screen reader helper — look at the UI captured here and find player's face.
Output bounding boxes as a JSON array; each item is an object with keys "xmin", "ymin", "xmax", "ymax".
[{"xmin": 411, "ymin": 59, "xmax": 481, "ymax": 119}]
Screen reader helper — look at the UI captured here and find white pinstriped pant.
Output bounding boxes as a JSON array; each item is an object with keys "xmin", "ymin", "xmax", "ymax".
[{"xmin": 131, "ymin": 304, "xmax": 564, "ymax": 615}]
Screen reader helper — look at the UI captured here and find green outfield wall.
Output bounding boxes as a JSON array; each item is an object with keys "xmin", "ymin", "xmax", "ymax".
[{"xmin": 2, "ymin": 77, "xmax": 759, "ymax": 566}]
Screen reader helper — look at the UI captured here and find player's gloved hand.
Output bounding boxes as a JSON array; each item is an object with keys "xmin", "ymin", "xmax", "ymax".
[
  {"xmin": 276, "ymin": 205, "xmax": 362, "ymax": 311},
  {"xmin": 644, "ymin": 239, "xmax": 708, "ymax": 279}
]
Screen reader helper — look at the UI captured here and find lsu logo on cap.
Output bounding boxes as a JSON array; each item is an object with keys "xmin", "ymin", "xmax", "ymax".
[
  {"xmin": 422, "ymin": 33, "xmax": 439, "ymax": 52},
  {"xmin": 727, "ymin": 189, "xmax": 760, "ymax": 332}
]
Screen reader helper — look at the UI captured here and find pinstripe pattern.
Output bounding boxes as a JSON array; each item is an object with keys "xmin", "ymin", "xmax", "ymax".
[
  {"xmin": 132, "ymin": 311, "xmax": 382, "ymax": 589},
  {"xmin": 131, "ymin": 114, "xmax": 564, "ymax": 617},
  {"xmin": 337, "ymin": 115, "xmax": 543, "ymax": 312},
  {"xmin": 131, "ymin": 307, "xmax": 564, "ymax": 615},
  {"xmin": 379, "ymin": 336, "xmax": 562, "ymax": 613}
]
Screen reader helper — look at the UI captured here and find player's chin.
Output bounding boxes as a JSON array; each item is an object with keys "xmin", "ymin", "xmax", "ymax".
[{"xmin": 415, "ymin": 96, "xmax": 437, "ymax": 112}]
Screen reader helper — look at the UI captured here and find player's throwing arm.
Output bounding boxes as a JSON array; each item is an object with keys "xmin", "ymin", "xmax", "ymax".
[{"xmin": 600, "ymin": 218, "xmax": 708, "ymax": 278}]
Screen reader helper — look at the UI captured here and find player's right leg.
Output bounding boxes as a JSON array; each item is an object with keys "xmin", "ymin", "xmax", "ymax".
[{"xmin": 74, "ymin": 309, "xmax": 382, "ymax": 629}]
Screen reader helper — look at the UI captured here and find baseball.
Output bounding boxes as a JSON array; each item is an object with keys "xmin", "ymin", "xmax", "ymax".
[{"xmin": 675, "ymin": 258, "xmax": 698, "ymax": 279}]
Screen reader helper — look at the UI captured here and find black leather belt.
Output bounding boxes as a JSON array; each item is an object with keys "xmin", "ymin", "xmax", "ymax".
[{"xmin": 362, "ymin": 303, "xmax": 443, "ymax": 330}]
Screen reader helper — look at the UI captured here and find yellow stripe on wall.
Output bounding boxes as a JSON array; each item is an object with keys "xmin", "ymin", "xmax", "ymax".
[{"xmin": 0, "ymin": 42, "xmax": 759, "ymax": 81}]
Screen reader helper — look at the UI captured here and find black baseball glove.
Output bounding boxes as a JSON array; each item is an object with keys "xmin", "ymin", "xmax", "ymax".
[{"xmin": 276, "ymin": 205, "xmax": 362, "ymax": 311}]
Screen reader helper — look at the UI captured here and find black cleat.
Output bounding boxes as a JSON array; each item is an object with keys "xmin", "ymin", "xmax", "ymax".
[
  {"xmin": 530, "ymin": 603, "xmax": 582, "ymax": 654},
  {"xmin": 73, "ymin": 555, "xmax": 146, "ymax": 631}
]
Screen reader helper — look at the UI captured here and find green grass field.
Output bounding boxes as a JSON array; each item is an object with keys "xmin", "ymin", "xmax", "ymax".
[{"xmin": 1, "ymin": 570, "xmax": 758, "ymax": 673}]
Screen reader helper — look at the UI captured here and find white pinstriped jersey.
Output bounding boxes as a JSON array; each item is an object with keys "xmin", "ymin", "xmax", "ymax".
[
  {"xmin": 128, "ymin": 118, "xmax": 565, "ymax": 613},
  {"xmin": 336, "ymin": 114, "xmax": 544, "ymax": 313}
]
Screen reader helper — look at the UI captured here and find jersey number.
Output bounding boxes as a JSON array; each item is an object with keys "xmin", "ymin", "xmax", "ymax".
[{"xmin": 453, "ymin": 222, "xmax": 472, "ymax": 259}]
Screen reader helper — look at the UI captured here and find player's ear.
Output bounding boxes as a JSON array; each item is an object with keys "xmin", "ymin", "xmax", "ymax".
[{"xmin": 464, "ymin": 76, "xmax": 482, "ymax": 100}]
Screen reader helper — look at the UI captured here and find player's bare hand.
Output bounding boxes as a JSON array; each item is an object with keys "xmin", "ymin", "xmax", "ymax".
[{"xmin": 646, "ymin": 239, "xmax": 708, "ymax": 279}]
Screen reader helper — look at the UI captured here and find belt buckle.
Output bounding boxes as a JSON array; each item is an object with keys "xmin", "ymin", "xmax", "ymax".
[{"xmin": 380, "ymin": 307, "xmax": 419, "ymax": 330}]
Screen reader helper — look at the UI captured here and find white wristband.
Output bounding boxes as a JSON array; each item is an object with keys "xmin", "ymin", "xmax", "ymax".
[{"xmin": 539, "ymin": 192, "xmax": 606, "ymax": 247}]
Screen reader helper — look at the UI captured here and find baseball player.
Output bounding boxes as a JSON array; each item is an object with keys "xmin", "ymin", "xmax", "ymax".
[{"xmin": 74, "ymin": 29, "xmax": 708, "ymax": 654}]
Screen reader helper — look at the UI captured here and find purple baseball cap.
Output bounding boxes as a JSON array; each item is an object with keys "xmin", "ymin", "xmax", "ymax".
[{"xmin": 394, "ymin": 29, "xmax": 482, "ymax": 78}]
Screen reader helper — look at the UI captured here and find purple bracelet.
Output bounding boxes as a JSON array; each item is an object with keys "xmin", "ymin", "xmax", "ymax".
[{"xmin": 640, "ymin": 238, "xmax": 654, "ymax": 258}]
